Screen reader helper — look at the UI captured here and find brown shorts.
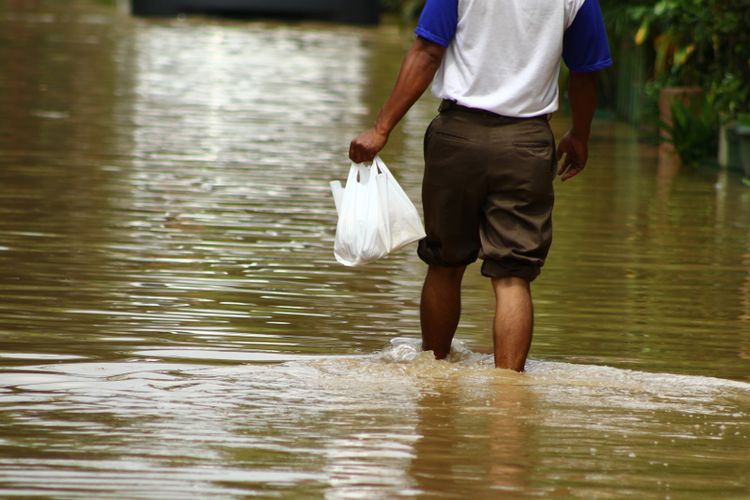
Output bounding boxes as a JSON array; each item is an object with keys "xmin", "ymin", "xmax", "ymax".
[{"xmin": 417, "ymin": 100, "xmax": 556, "ymax": 282}]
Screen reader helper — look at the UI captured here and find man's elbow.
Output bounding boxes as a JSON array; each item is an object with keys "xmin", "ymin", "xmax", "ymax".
[{"xmin": 413, "ymin": 37, "xmax": 446, "ymax": 68}]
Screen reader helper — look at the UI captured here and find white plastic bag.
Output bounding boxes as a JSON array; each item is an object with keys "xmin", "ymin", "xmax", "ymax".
[{"xmin": 330, "ymin": 156, "xmax": 425, "ymax": 266}]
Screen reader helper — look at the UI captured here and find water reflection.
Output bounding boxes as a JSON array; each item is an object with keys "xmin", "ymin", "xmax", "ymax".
[{"xmin": 410, "ymin": 374, "xmax": 534, "ymax": 496}]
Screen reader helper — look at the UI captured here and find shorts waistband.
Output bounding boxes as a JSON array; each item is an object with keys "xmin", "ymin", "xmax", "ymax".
[{"xmin": 438, "ymin": 99, "xmax": 549, "ymax": 123}]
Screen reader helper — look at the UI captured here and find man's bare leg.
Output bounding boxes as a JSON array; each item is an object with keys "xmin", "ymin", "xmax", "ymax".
[
  {"xmin": 491, "ymin": 277, "xmax": 533, "ymax": 371},
  {"xmin": 420, "ymin": 265, "xmax": 466, "ymax": 359}
]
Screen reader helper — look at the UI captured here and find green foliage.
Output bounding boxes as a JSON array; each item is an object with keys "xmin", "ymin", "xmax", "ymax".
[
  {"xmin": 660, "ymin": 98, "xmax": 719, "ymax": 166},
  {"xmin": 378, "ymin": 0, "xmax": 425, "ymax": 27},
  {"xmin": 381, "ymin": 0, "xmax": 425, "ymax": 24},
  {"xmin": 379, "ymin": 0, "xmax": 402, "ymax": 12},
  {"xmin": 599, "ymin": 0, "xmax": 657, "ymax": 37},
  {"xmin": 628, "ymin": 0, "xmax": 750, "ymax": 121},
  {"xmin": 397, "ymin": 0, "xmax": 426, "ymax": 24}
]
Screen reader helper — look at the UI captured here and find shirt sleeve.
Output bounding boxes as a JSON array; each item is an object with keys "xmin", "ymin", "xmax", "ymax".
[
  {"xmin": 562, "ymin": 0, "xmax": 613, "ymax": 72},
  {"xmin": 414, "ymin": 0, "xmax": 458, "ymax": 48}
]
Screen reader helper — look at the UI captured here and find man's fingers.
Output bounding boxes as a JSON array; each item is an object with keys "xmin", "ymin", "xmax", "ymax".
[
  {"xmin": 350, "ymin": 151, "xmax": 368, "ymax": 164},
  {"xmin": 560, "ymin": 162, "xmax": 584, "ymax": 181},
  {"xmin": 349, "ymin": 128, "xmax": 387, "ymax": 163},
  {"xmin": 349, "ymin": 140, "xmax": 367, "ymax": 163},
  {"xmin": 561, "ymin": 167, "xmax": 581, "ymax": 181},
  {"xmin": 557, "ymin": 155, "xmax": 585, "ymax": 181},
  {"xmin": 349, "ymin": 144, "xmax": 375, "ymax": 164},
  {"xmin": 557, "ymin": 155, "xmax": 572, "ymax": 176}
]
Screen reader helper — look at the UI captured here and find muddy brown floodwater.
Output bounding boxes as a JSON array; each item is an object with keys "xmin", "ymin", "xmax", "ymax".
[{"xmin": 1, "ymin": 1, "xmax": 749, "ymax": 498}]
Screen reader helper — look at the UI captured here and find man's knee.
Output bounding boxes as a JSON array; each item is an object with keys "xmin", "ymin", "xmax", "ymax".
[
  {"xmin": 427, "ymin": 264, "xmax": 466, "ymax": 283},
  {"xmin": 491, "ymin": 275, "xmax": 529, "ymax": 286},
  {"xmin": 491, "ymin": 276, "xmax": 530, "ymax": 294}
]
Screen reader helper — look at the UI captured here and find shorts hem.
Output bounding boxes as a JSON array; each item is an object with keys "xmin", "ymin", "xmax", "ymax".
[
  {"xmin": 480, "ymin": 259, "xmax": 541, "ymax": 282},
  {"xmin": 417, "ymin": 239, "xmax": 478, "ymax": 268}
]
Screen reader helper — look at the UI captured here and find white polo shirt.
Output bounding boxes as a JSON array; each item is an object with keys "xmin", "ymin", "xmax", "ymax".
[{"xmin": 415, "ymin": 0, "xmax": 613, "ymax": 117}]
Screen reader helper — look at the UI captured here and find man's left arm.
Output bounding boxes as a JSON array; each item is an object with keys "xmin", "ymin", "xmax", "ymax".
[{"xmin": 557, "ymin": 71, "xmax": 598, "ymax": 181}]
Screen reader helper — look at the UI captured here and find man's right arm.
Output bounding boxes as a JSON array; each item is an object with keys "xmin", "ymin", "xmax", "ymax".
[{"xmin": 348, "ymin": 38, "xmax": 445, "ymax": 164}]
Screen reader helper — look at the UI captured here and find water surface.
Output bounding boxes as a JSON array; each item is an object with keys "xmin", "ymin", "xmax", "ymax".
[{"xmin": 1, "ymin": 1, "xmax": 749, "ymax": 497}]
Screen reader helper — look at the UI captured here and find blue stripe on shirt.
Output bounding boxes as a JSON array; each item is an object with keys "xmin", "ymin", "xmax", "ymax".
[
  {"xmin": 414, "ymin": 0, "xmax": 458, "ymax": 48},
  {"xmin": 563, "ymin": 0, "xmax": 613, "ymax": 72}
]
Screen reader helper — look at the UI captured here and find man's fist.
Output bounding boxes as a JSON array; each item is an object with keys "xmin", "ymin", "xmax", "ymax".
[{"xmin": 349, "ymin": 128, "xmax": 388, "ymax": 164}]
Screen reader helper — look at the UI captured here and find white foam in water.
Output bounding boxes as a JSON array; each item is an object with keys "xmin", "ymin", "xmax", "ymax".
[
  {"xmin": 378, "ymin": 337, "xmax": 750, "ymax": 386},
  {"xmin": 345, "ymin": 337, "xmax": 750, "ymax": 414},
  {"xmin": 377, "ymin": 337, "xmax": 492, "ymax": 367}
]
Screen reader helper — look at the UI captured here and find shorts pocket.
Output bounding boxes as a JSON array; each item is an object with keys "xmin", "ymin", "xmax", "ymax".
[
  {"xmin": 434, "ymin": 129, "xmax": 473, "ymax": 143},
  {"xmin": 429, "ymin": 114, "xmax": 475, "ymax": 144},
  {"xmin": 512, "ymin": 140, "xmax": 554, "ymax": 160}
]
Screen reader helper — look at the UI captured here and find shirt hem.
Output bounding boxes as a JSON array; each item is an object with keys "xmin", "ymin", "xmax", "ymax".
[
  {"xmin": 567, "ymin": 58, "xmax": 613, "ymax": 73},
  {"xmin": 415, "ymin": 27, "xmax": 450, "ymax": 48}
]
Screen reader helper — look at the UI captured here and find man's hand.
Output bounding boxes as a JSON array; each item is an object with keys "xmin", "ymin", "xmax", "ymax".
[
  {"xmin": 556, "ymin": 130, "xmax": 588, "ymax": 182},
  {"xmin": 349, "ymin": 127, "xmax": 388, "ymax": 164},
  {"xmin": 557, "ymin": 71, "xmax": 598, "ymax": 182}
]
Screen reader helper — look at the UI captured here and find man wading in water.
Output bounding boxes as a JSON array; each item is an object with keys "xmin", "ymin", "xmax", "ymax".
[{"xmin": 349, "ymin": 0, "xmax": 612, "ymax": 371}]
